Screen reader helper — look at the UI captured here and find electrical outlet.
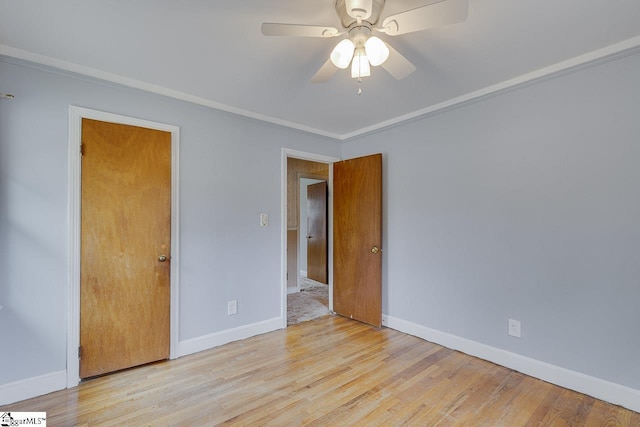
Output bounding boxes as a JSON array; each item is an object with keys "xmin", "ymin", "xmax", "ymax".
[
  {"xmin": 228, "ymin": 300, "xmax": 238, "ymax": 316},
  {"xmin": 508, "ymin": 319, "xmax": 521, "ymax": 338}
]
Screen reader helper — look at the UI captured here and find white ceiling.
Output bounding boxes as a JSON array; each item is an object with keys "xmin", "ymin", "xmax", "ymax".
[{"xmin": 1, "ymin": 0, "xmax": 640, "ymax": 140}]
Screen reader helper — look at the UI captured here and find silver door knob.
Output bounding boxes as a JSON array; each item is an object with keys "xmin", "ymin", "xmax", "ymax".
[{"xmin": 158, "ymin": 255, "xmax": 167, "ymax": 262}]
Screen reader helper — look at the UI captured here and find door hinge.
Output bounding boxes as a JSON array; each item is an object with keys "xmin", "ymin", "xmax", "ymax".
[
  {"xmin": 80, "ymin": 143, "xmax": 84, "ymax": 156},
  {"xmin": 78, "ymin": 345, "xmax": 83, "ymax": 359}
]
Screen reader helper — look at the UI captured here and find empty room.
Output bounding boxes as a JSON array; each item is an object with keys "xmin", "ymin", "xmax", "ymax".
[{"xmin": 1, "ymin": 0, "xmax": 639, "ymax": 425}]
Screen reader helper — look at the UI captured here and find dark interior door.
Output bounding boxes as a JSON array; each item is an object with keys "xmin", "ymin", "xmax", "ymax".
[{"xmin": 307, "ymin": 181, "xmax": 328, "ymax": 283}]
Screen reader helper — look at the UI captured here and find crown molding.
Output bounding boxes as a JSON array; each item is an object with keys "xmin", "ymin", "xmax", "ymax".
[
  {"xmin": 0, "ymin": 44, "xmax": 341, "ymax": 140},
  {"xmin": 341, "ymin": 35, "xmax": 640, "ymax": 141},
  {"xmin": 3, "ymin": 35, "xmax": 640, "ymax": 142}
]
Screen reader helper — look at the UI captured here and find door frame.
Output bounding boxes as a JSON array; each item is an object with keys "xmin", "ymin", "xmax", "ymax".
[
  {"xmin": 281, "ymin": 149, "xmax": 340, "ymax": 328},
  {"xmin": 67, "ymin": 106, "xmax": 180, "ymax": 387}
]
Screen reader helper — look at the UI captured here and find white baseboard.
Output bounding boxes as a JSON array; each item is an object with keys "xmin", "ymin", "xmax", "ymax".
[
  {"xmin": 382, "ymin": 315, "xmax": 640, "ymax": 413},
  {"xmin": 0, "ymin": 370, "xmax": 67, "ymax": 406},
  {"xmin": 300, "ymin": 271, "xmax": 307, "ymax": 278},
  {"xmin": 287, "ymin": 286, "xmax": 300, "ymax": 294},
  {"xmin": 178, "ymin": 317, "xmax": 282, "ymax": 357},
  {"xmin": 1, "ymin": 318, "xmax": 283, "ymax": 405}
]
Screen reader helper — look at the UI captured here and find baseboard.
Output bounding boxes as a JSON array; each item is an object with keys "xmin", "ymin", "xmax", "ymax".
[
  {"xmin": 287, "ymin": 286, "xmax": 300, "ymax": 295},
  {"xmin": 0, "ymin": 370, "xmax": 67, "ymax": 406},
  {"xmin": 382, "ymin": 314, "xmax": 640, "ymax": 413},
  {"xmin": 1, "ymin": 319, "xmax": 283, "ymax": 405},
  {"xmin": 300, "ymin": 271, "xmax": 307, "ymax": 278},
  {"xmin": 178, "ymin": 317, "xmax": 282, "ymax": 357}
]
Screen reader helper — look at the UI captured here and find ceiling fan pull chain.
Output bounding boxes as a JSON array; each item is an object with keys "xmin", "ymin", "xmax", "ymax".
[{"xmin": 357, "ymin": 77, "xmax": 363, "ymax": 95}]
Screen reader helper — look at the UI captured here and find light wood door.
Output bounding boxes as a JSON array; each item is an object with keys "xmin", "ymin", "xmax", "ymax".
[
  {"xmin": 307, "ymin": 181, "xmax": 328, "ymax": 283},
  {"xmin": 80, "ymin": 118, "xmax": 171, "ymax": 378},
  {"xmin": 333, "ymin": 154, "xmax": 382, "ymax": 327}
]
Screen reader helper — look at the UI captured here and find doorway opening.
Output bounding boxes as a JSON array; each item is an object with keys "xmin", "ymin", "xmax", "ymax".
[
  {"xmin": 288, "ymin": 177, "xmax": 328, "ymax": 325},
  {"xmin": 282, "ymin": 150, "xmax": 340, "ymax": 327},
  {"xmin": 282, "ymin": 150, "xmax": 383, "ymax": 328}
]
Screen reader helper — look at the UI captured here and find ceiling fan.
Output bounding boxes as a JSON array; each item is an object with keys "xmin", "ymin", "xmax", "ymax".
[{"xmin": 261, "ymin": 0, "xmax": 469, "ymax": 85}]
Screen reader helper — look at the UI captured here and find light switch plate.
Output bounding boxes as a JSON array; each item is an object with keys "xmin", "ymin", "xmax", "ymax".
[{"xmin": 260, "ymin": 213, "xmax": 269, "ymax": 227}]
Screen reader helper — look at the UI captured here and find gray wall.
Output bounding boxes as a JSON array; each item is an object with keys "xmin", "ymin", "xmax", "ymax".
[
  {"xmin": 3, "ymin": 48, "xmax": 640, "ymax": 395},
  {"xmin": 342, "ymin": 52, "xmax": 640, "ymax": 390},
  {"xmin": 0, "ymin": 57, "xmax": 341, "ymax": 384}
]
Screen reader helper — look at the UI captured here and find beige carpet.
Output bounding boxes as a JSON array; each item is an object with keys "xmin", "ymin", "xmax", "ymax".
[{"xmin": 287, "ymin": 283, "xmax": 331, "ymax": 325}]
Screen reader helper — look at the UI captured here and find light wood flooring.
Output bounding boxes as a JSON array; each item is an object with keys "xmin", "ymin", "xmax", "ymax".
[{"xmin": 3, "ymin": 316, "xmax": 638, "ymax": 426}]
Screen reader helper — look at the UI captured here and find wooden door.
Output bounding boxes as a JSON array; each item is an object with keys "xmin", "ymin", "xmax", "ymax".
[
  {"xmin": 307, "ymin": 181, "xmax": 328, "ymax": 283},
  {"xmin": 80, "ymin": 118, "xmax": 171, "ymax": 378},
  {"xmin": 333, "ymin": 154, "xmax": 382, "ymax": 327}
]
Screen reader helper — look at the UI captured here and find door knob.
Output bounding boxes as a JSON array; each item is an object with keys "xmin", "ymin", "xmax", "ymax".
[
  {"xmin": 371, "ymin": 246, "xmax": 380, "ymax": 254},
  {"xmin": 158, "ymin": 255, "xmax": 167, "ymax": 262}
]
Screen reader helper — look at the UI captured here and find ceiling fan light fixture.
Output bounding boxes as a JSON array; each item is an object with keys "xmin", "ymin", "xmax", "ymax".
[
  {"xmin": 364, "ymin": 36, "xmax": 389, "ymax": 66},
  {"xmin": 351, "ymin": 48, "xmax": 371, "ymax": 78},
  {"xmin": 330, "ymin": 39, "xmax": 355, "ymax": 69},
  {"xmin": 262, "ymin": 0, "xmax": 470, "ymax": 84}
]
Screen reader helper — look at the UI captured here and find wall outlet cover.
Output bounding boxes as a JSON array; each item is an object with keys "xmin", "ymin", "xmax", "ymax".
[
  {"xmin": 228, "ymin": 300, "xmax": 238, "ymax": 315},
  {"xmin": 508, "ymin": 318, "xmax": 521, "ymax": 338}
]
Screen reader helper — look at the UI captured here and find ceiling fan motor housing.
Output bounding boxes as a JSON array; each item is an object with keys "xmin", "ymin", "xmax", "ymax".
[
  {"xmin": 349, "ymin": 26, "xmax": 373, "ymax": 48},
  {"xmin": 336, "ymin": 0, "xmax": 385, "ymax": 28}
]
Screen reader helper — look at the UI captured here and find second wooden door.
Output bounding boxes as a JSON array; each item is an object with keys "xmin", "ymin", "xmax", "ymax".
[{"xmin": 333, "ymin": 154, "xmax": 382, "ymax": 327}]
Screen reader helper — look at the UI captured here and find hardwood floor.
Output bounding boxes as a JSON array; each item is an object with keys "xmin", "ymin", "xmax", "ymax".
[{"xmin": 3, "ymin": 316, "xmax": 639, "ymax": 426}]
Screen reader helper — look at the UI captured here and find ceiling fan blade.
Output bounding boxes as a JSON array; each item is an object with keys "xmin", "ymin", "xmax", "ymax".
[
  {"xmin": 311, "ymin": 58, "xmax": 339, "ymax": 83},
  {"xmin": 381, "ymin": 44, "xmax": 416, "ymax": 80},
  {"xmin": 261, "ymin": 23, "xmax": 340, "ymax": 37},
  {"xmin": 380, "ymin": 0, "xmax": 468, "ymax": 36}
]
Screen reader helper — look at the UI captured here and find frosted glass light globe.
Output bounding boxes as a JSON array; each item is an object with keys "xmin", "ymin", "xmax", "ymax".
[
  {"xmin": 351, "ymin": 48, "xmax": 371, "ymax": 78},
  {"xmin": 364, "ymin": 36, "xmax": 389, "ymax": 66},
  {"xmin": 330, "ymin": 39, "xmax": 356, "ymax": 69}
]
